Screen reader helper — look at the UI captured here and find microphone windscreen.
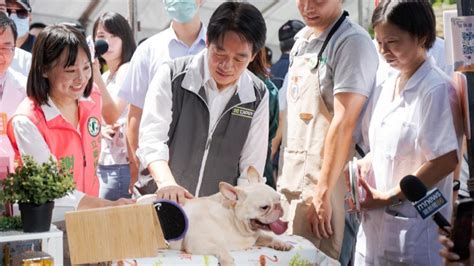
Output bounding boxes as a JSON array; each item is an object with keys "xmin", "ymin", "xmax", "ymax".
[
  {"xmin": 400, "ymin": 175, "xmax": 427, "ymax": 202},
  {"xmin": 94, "ymin": 39, "xmax": 108, "ymax": 57}
]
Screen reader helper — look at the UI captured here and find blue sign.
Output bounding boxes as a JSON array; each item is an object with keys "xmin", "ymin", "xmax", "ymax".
[{"xmin": 413, "ymin": 188, "xmax": 448, "ymax": 219}]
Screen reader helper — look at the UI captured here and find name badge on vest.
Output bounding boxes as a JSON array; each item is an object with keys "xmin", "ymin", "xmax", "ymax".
[
  {"xmin": 0, "ymin": 113, "xmax": 6, "ymax": 135},
  {"xmin": 231, "ymin": 107, "xmax": 254, "ymax": 119}
]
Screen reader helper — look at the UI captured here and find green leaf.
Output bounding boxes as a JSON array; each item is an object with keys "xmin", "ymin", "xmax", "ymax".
[
  {"xmin": 0, "ymin": 156, "xmax": 76, "ymax": 205},
  {"xmin": 0, "ymin": 216, "xmax": 22, "ymax": 231}
]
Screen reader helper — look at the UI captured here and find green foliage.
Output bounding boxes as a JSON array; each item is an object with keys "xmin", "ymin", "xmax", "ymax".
[
  {"xmin": 0, "ymin": 216, "xmax": 22, "ymax": 231},
  {"xmin": 289, "ymin": 253, "xmax": 311, "ymax": 266},
  {"xmin": 0, "ymin": 156, "xmax": 76, "ymax": 205},
  {"xmin": 432, "ymin": 0, "xmax": 456, "ymax": 6}
]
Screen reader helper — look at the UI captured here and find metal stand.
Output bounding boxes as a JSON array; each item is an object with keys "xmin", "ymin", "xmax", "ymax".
[{"xmin": 458, "ymin": 0, "xmax": 474, "ymax": 199}]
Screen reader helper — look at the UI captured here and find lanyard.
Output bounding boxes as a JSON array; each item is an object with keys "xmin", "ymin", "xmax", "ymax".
[{"xmin": 314, "ymin": 10, "xmax": 349, "ymax": 70}]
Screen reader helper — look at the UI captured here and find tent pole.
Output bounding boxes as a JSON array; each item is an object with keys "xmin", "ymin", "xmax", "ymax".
[
  {"xmin": 78, "ymin": 0, "xmax": 101, "ymax": 29},
  {"xmin": 128, "ymin": 0, "xmax": 138, "ymax": 40},
  {"xmin": 458, "ymin": 0, "xmax": 474, "ymax": 199},
  {"xmin": 357, "ymin": 0, "xmax": 363, "ymax": 26}
]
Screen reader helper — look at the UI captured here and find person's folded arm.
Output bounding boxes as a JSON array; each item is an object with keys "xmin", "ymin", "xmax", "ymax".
[{"xmin": 92, "ymin": 60, "xmax": 127, "ymax": 124}]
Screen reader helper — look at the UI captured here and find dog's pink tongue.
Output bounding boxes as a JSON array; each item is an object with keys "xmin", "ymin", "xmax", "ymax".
[{"xmin": 269, "ymin": 219, "xmax": 288, "ymax": 235}]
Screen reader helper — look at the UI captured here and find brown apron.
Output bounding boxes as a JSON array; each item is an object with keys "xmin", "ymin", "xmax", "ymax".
[{"xmin": 277, "ymin": 12, "xmax": 350, "ymax": 260}]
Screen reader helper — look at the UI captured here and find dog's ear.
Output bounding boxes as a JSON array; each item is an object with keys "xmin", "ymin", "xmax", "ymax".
[
  {"xmin": 219, "ymin": 182, "xmax": 246, "ymax": 202},
  {"xmin": 219, "ymin": 182, "xmax": 238, "ymax": 201}
]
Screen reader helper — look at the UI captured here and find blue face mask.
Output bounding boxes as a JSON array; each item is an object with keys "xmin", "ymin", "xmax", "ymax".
[
  {"xmin": 163, "ymin": 0, "xmax": 197, "ymax": 23},
  {"xmin": 10, "ymin": 13, "xmax": 29, "ymax": 37}
]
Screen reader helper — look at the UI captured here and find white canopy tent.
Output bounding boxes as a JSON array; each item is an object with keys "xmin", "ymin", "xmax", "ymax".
[{"xmin": 29, "ymin": 0, "xmax": 376, "ymax": 62}]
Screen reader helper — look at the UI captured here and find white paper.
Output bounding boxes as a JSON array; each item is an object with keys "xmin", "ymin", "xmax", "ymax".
[
  {"xmin": 443, "ymin": 10, "xmax": 457, "ymax": 67},
  {"xmin": 451, "ymin": 16, "xmax": 474, "ymax": 72}
]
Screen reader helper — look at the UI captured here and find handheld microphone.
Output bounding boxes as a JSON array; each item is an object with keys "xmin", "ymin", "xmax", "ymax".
[
  {"xmin": 400, "ymin": 175, "xmax": 451, "ymax": 233},
  {"xmin": 94, "ymin": 39, "xmax": 108, "ymax": 58}
]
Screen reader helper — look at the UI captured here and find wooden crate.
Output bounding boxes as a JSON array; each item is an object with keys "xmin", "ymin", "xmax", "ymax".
[{"xmin": 65, "ymin": 204, "xmax": 166, "ymax": 264}]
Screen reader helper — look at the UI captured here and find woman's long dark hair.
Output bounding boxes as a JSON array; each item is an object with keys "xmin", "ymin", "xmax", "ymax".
[{"xmin": 93, "ymin": 12, "xmax": 136, "ymax": 66}]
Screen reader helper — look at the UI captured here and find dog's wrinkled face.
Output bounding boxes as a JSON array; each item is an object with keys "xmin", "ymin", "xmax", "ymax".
[{"xmin": 219, "ymin": 182, "xmax": 288, "ymax": 235}]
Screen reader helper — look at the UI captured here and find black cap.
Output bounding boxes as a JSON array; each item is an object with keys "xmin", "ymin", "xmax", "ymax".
[
  {"xmin": 278, "ymin": 20, "xmax": 305, "ymax": 42},
  {"xmin": 10, "ymin": 0, "xmax": 31, "ymax": 12}
]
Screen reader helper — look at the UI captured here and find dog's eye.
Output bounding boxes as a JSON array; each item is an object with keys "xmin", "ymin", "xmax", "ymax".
[{"xmin": 260, "ymin": 205, "xmax": 269, "ymax": 211}]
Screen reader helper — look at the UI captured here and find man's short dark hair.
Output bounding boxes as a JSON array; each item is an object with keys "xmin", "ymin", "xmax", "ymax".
[
  {"xmin": 27, "ymin": 24, "xmax": 93, "ymax": 106},
  {"xmin": 207, "ymin": 2, "xmax": 266, "ymax": 55},
  {"xmin": 0, "ymin": 12, "xmax": 17, "ymax": 44},
  {"xmin": 372, "ymin": 0, "xmax": 436, "ymax": 49}
]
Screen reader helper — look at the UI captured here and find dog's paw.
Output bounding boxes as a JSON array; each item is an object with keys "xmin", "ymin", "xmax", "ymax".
[
  {"xmin": 271, "ymin": 239, "xmax": 293, "ymax": 251},
  {"xmin": 219, "ymin": 258, "xmax": 235, "ymax": 266},
  {"xmin": 215, "ymin": 249, "xmax": 235, "ymax": 266}
]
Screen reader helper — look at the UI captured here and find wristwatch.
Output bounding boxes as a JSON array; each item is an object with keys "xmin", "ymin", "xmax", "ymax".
[{"xmin": 453, "ymin": 180, "xmax": 461, "ymax": 191}]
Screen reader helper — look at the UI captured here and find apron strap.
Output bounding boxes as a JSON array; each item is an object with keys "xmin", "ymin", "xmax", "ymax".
[
  {"xmin": 314, "ymin": 10, "xmax": 349, "ymax": 120},
  {"xmin": 315, "ymin": 10, "xmax": 349, "ymax": 70}
]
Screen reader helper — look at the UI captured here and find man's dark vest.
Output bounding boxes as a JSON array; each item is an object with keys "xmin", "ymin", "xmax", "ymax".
[{"xmin": 166, "ymin": 56, "xmax": 267, "ymax": 196}]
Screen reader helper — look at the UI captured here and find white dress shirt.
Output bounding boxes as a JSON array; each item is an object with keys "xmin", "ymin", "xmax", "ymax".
[
  {"xmin": 99, "ymin": 63, "xmax": 130, "ymax": 165},
  {"xmin": 0, "ymin": 68, "xmax": 26, "ymax": 173},
  {"xmin": 138, "ymin": 49, "xmax": 269, "ymax": 189},
  {"xmin": 118, "ymin": 24, "xmax": 206, "ymax": 109}
]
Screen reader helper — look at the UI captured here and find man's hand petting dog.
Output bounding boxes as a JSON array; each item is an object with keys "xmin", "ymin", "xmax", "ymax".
[{"xmin": 156, "ymin": 184, "xmax": 193, "ymax": 204}]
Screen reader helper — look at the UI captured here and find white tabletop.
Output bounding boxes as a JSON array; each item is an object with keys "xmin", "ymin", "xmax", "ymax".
[
  {"xmin": 0, "ymin": 224, "xmax": 62, "ymax": 242},
  {"xmin": 115, "ymin": 235, "xmax": 340, "ymax": 266}
]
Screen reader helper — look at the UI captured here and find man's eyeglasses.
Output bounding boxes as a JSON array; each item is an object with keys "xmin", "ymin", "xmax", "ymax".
[
  {"xmin": 6, "ymin": 8, "xmax": 29, "ymax": 19},
  {"xmin": 0, "ymin": 47, "xmax": 15, "ymax": 56}
]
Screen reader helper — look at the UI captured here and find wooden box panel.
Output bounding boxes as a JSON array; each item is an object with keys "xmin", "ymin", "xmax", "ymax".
[{"xmin": 65, "ymin": 204, "xmax": 165, "ymax": 264}]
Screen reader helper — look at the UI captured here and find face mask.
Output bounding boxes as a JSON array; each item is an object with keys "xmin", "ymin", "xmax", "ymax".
[
  {"xmin": 163, "ymin": 0, "xmax": 197, "ymax": 23},
  {"xmin": 10, "ymin": 13, "xmax": 29, "ymax": 37}
]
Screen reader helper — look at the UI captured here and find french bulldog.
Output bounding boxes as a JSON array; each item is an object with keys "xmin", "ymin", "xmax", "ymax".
[{"xmin": 138, "ymin": 182, "xmax": 292, "ymax": 266}]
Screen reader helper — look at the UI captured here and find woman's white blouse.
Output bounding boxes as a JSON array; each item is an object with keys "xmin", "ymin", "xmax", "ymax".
[{"xmin": 369, "ymin": 57, "xmax": 461, "ymax": 217}]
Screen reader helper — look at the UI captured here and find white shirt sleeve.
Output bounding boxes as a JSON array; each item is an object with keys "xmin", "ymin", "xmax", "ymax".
[
  {"xmin": 278, "ymin": 73, "xmax": 288, "ymax": 112},
  {"xmin": 237, "ymin": 86, "xmax": 269, "ymax": 185},
  {"xmin": 11, "ymin": 116, "xmax": 85, "ymax": 210},
  {"xmin": 428, "ymin": 38, "xmax": 454, "ymax": 76},
  {"xmin": 12, "ymin": 115, "xmax": 53, "ymax": 164},
  {"xmin": 136, "ymin": 63, "xmax": 173, "ymax": 167},
  {"xmin": 418, "ymin": 84, "xmax": 459, "ymax": 161},
  {"xmin": 333, "ymin": 35, "xmax": 378, "ymax": 97},
  {"xmin": 117, "ymin": 44, "xmax": 151, "ymax": 109}
]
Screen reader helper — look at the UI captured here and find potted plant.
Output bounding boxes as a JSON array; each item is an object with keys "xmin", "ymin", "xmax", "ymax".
[{"xmin": 0, "ymin": 156, "xmax": 75, "ymax": 232}]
